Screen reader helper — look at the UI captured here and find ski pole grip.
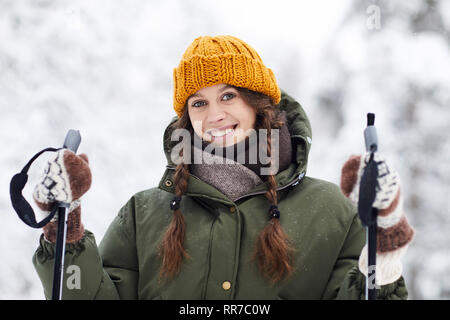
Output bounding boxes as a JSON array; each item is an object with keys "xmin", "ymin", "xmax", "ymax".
[
  {"xmin": 60, "ymin": 129, "xmax": 81, "ymax": 208},
  {"xmin": 364, "ymin": 113, "xmax": 378, "ymax": 152},
  {"xmin": 63, "ymin": 129, "xmax": 81, "ymax": 153}
]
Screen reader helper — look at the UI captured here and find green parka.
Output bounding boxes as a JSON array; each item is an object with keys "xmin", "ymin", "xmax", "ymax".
[{"xmin": 33, "ymin": 91, "xmax": 408, "ymax": 300}]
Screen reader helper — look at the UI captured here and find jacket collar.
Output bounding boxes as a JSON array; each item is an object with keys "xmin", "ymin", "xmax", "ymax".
[{"xmin": 159, "ymin": 90, "xmax": 312, "ymax": 203}]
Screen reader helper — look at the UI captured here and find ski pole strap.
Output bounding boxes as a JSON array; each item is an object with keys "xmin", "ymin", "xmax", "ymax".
[
  {"xmin": 357, "ymin": 153, "xmax": 379, "ymax": 227},
  {"xmin": 9, "ymin": 147, "xmax": 62, "ymax": 228}
]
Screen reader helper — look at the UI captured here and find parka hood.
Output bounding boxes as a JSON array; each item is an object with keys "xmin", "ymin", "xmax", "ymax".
[{"xmin": 160, "ymin": 90, "xmax": 313, "ymax": 202}]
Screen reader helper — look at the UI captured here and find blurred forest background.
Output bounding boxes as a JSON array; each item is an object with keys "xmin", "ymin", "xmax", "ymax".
[{"xmin": 0, "ymin": 0, "xmax": 448, "ymax": 299}]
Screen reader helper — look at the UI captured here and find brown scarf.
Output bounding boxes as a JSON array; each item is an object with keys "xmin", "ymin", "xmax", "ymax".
[{"xmin": 190, "ymin": 111, "xmax": 292, "ymax": 201}]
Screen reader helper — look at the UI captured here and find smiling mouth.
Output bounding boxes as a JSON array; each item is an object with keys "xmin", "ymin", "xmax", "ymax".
[{"xmin": 208, "ymin": 124, "xmax": 238, "ymax": 140}]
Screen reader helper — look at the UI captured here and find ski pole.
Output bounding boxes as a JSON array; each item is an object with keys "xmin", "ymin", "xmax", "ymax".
[
  {"xmin": 51, "ymin": 130, "xmax": 81, "ymax": 300},
  {"xmin": 358, "ymin": 113, "xmax": 378, "ymax": 300}
]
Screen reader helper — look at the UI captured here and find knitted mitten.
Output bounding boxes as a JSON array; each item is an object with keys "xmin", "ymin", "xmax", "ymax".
[
  {"xmin": 33, "ymin": 149, "xmax": 91, "ymax": 243},
  {"xmin": 341, "ymin": 152, "xmax": 414, "ymax": 285}
]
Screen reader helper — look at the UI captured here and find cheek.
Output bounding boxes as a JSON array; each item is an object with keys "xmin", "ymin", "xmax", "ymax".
[
  {"xmin": 188, "ymin": 111, "xmax": 206, "ymax": 136},
  {"xmin": 238, "ymin": 107, "xmax": 256, "ymax": 130}
]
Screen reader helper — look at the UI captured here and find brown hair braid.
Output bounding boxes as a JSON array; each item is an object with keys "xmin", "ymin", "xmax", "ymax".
[
  {"xmin": 158, "ymin": 114, "xmax": 192, "ymax": 279},
  {"xmin": 159, "ymin": 86, "xmax": 295, "ymax": 283},
  {"xmin": 247, "ymin": 92, "xmax": 294, "ymax": 284}
]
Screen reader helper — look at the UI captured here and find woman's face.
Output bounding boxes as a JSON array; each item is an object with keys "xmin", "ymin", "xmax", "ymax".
[{"xmin": 187, "ymin": 83, "xmax": 256, "ymax": 147}]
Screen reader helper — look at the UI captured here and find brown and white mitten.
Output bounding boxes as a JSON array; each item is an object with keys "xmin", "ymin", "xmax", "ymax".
[
  {"xmin": 341, "ymin": 153, "xmax": 414, "ymax": 285},
  {"xmin": 33, "ymin": 149, "xmax": 91, "ymax": 243}
]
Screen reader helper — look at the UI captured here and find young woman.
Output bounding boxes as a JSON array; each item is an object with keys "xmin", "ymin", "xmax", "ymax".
[{"xmin": 32, "ymin": 35, "xmax": 414, "ymax": 299}]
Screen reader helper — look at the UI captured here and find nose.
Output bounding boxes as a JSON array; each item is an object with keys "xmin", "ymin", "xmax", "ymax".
[{"xmin": 206, "ymin": 101, "xmax": 226, "ymax": 124}]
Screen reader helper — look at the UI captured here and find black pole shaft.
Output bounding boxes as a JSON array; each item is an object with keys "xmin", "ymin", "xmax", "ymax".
[
  {"xmin": 362, "ymin": 113, "xmax": 378, "ymax": 300},
  {"xmin": 51, "ymin": 206, "xmax": 68, "ymax": 300},
  {"xmin": 367, "ymin": 222, "xmax": 377, "ymax": 300},
  {"xmin": 50, "ymin": 129, "xmax": 81, "ymax": 300}
]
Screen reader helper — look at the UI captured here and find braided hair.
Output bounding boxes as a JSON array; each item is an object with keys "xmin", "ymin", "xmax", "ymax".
[{"xmin": 158, "ymin": 86, "xmax": 294, "ymax": 283}]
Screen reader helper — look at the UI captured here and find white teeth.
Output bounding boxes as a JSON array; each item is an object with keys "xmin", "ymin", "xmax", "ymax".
[
  {"xmin": 211, "ymin": 127, "xmax": 234, "ymax": 137},
  {"xmin": 213, "ymin": 131, "xmax": 225, "ymax": 137}
]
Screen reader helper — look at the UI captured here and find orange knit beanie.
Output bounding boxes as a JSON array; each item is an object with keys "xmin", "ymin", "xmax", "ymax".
[{"xmin": 173, "ymin": 35, "xmax": 281, "ymax": 118}]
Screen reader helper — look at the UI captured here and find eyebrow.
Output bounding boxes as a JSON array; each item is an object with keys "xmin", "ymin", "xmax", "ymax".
[
  {"xmin": 218, "ymin": 84, "xmax": 234, "ymax": 92},
  {"xmin": 187, "ymin": 84, "xmax": 234, "ymax": 101}
]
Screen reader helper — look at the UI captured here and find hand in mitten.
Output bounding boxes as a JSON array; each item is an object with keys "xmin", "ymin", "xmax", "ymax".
[
  {"xmin": 340, "ymin": 152, "xmax": 414, "ymax": 285},
  {"xmin": 33, "ymin": 149, "xmax": 91, "ymax": 243}
]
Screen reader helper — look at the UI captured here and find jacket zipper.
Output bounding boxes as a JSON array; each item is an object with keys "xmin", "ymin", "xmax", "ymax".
[{"xmin": 165, "ymin": 165, "xmax": 305, "ymax": 202}]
